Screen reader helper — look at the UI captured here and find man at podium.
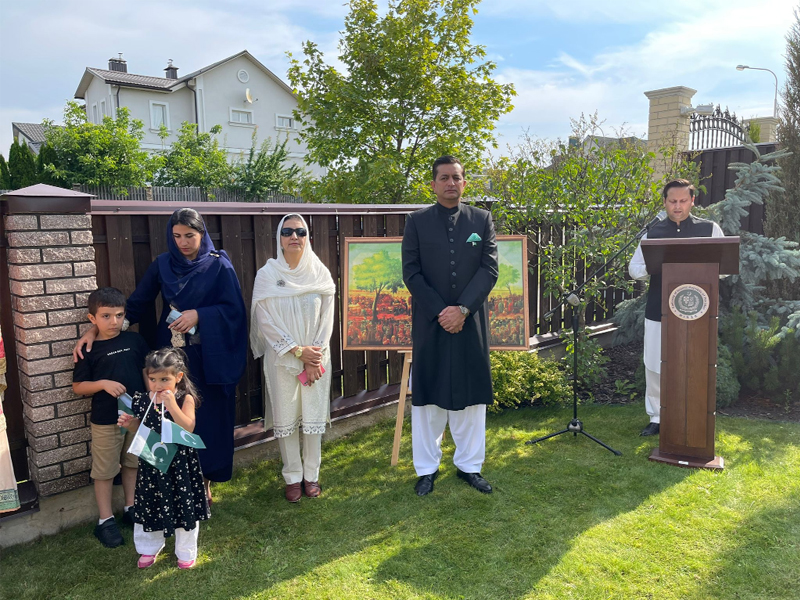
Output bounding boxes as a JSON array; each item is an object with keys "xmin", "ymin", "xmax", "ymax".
[{"xmin": 629, "ymin": 179, "xmax": 724, "ymax": 437}]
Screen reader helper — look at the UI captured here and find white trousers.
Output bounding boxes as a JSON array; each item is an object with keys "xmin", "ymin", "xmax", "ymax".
[
  {"xmin": 134, "ymin": 522, "xmax": 199, "ymax": 561},
  {"xmin": 412, "ymin": 404, "xmax": 486, "ymax": 476},
  {"xmin": 643, "ymin": 319, "xmax": 661, "ymax": 423},
  {"xmin": 277, "ymin": 430, "xmax": 322, "ymax": 484}
]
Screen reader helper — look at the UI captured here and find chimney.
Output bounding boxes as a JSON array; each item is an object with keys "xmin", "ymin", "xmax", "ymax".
[
  {"xmin": 108, "ymin": 53, "xmax": 127, "ymax": 73},
  {"xmin": 164, "ymin": 59, "xmax": 178, "ymax": 80}
]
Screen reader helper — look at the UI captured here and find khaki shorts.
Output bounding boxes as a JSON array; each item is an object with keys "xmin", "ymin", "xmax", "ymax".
[{"xmin": 90, "ymin": 423, "xmax": 138, "ymax": 480}]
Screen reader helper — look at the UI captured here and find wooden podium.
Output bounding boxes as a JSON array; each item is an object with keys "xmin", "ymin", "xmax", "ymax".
[{"xmin": 641, "ymin": 236, "xmax": 740, "ymax": 470}]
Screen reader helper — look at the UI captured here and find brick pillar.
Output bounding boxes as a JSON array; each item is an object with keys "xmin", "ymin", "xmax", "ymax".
[
  {"xmin": 644, "ymin": 86, "xmax": 697, "ymax": 181},
  {"xmin": 2, "ymin": 185, "xmax": 95, "ymax": 496},
  {"xmin": 743, "ymin": 116, "xmax": 779, "ymax": 144}
]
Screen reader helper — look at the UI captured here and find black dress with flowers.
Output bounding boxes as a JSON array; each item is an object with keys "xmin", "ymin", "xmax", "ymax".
[{"xmin": 131, "ymin": 392, "xmax": 209, "ymax": 536}]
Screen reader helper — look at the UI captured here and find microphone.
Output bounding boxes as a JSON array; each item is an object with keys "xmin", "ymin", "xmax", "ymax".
[{"xmin": 636, "ymin": 210, "xmax": 667, "ymax": 239}]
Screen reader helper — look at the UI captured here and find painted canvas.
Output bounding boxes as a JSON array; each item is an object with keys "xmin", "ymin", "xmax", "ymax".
[
  {"xmin": 342, "ymin": 235, "xmax": 529, "ymax": 350},
  {"xmin": 489, "ymin": 236, "xmax": 530, "ymax": 350},
  {"xmin": 343, "ymin": 238, "xmax": 412, "ymax": 350}
]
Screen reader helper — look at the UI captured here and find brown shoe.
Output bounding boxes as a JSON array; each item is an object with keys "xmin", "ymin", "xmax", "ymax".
[
  {"xmin": 303, "ymin": 480, "xmax": 322, "ymax": 498},
  {"xmin": 285, "ymin": 482, "xmax": 302, "ymax": 503}
]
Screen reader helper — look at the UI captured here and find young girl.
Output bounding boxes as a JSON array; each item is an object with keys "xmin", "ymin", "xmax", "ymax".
[{"xmin": 118, "ymin": 347, "xmax": 209, "ymax": 569}]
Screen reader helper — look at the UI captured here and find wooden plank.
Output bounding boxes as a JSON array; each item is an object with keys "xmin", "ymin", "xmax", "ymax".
[
  {"xmin": 339, "ymin": 215, "xmax": 365, "ymax": 397},
  {"xmin": 363, "ymin": 214, "xmax": 386, "ymax": 390},
  {"xmin": 92, "ymin": 215, "xmax": 110, "ymax": 288},
  {"xmin": 105, "ymin": 215, "xmax": 137, "ymax": 296}
]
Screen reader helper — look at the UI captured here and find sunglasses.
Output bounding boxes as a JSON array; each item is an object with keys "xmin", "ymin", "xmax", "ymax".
[{"xmin": 280, "ymin": 227, "xmax": 308, "ymax": 237}]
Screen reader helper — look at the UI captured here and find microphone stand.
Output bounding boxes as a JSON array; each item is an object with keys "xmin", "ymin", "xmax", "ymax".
[{"xmin": 525, "ymin": 219, "xmax": 657, "ymax": 455}]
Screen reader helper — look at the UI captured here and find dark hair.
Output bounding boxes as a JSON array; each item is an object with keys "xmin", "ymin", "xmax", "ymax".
[
  {"xmin": 662, "ymin": 179, "xmax": 696, "ymax": 200},
  {"xmin": 169, "ymin": 208, "xmax": 206, "ymax": 235},
  {"xmin": 87, "ymin": 287, "xmax": 126, "ymax": 315},
  {"xmin": 144, "ymin": 347, "xmax": 201, "ymax": 406},
  {"xmin": 432, "ymin": 155, "xmax": 464, "ymax": 180}
]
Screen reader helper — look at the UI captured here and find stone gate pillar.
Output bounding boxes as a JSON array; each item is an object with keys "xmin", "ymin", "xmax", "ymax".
[
  {"xmin": 645, "ymin": 86, "xmax": 697, "ymax": 181},
  {"xmin": 1, "ymin": 184, "xmax": 96, "ymax": 496}
]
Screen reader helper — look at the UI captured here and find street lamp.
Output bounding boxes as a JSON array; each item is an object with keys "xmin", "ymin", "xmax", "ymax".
[{"xmin": 736, "ymin": 64, "xmax": 779, "ymax": 118}]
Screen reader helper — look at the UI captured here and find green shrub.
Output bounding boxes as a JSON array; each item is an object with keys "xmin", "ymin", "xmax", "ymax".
[
  {"xmin": 490, "ymin": 351, "xmax": 572, "ymax": 413},
  {"xmin": 561, "ymin": 328, "xmax": 609, "ymax": 396},
  {"xmin": 716, "ymin": 343, "xmax": 740, "ymax": 408}
]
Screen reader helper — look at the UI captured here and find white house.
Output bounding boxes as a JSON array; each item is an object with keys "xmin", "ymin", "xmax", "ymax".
[{"xmin": 74, "ymin": 51, "xmax": 322, "ymax": 176}]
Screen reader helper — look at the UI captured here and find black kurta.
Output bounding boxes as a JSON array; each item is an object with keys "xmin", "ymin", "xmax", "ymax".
[{"xmin": 402, "ymin": 202, "xmax": 499, "ymax": 410}]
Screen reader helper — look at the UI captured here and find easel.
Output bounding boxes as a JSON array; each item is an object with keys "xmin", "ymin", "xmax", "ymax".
[{"xmin": 390, "ymin": 351, "xmax": 412, "ymax": 466}]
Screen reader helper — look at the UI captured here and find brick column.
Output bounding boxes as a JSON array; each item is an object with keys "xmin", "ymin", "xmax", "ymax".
[
  {"xmin": 743, "ymin": 116, "xmax": 779, "ymax": 144},
  {"xmin": 2, "ymin": 185, "xmax": 95, "ymax": 496},
  {"xmin": 644, "ymin": 86, "xmax": 697, "ymax": 181}
]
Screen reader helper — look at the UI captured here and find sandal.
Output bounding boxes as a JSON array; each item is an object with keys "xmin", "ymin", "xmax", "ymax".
[
  {"xmin": 177, "ymin": 559, "xmax": 196, "ymax": 569},
  {"xmin": 138, "ymin": 554, "xmax": 156, "ymax": 569}
]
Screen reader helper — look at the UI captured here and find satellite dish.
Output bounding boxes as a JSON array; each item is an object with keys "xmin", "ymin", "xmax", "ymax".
[{"xmin": 245, "ymin": 88, "xmax": 253, "ymax": 103}]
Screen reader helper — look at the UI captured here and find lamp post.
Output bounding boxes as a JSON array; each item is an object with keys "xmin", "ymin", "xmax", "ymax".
[{"xmin": 736, "ymin": 64, "xmax": 779, "ymax": 118}]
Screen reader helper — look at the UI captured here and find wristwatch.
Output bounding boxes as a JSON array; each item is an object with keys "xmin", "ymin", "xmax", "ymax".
[
  {"xmin": 294, "ymin": 346, "xmax": 303, "ymax": 358},
  {"xmin": 458, "ymin": 305, "xmax": 470, "ymax": 316}
]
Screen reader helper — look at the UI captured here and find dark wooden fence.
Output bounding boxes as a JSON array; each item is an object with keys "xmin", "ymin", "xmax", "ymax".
[
  {"xmin": 88, "ymin": 199, "xmax": 633, "ymax": 447},
  {"xmin": 689, "ymin": 142, "xmax": 778, "ymax": 235}
]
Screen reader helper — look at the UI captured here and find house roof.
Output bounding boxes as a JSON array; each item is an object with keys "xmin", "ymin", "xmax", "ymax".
[
  {"xmin": 74, "ymin": 50, "xmax": 294, "ymax": 99},
  {"xmin": 12, "ymin": 122, "xmax": 48, "ymax": 144}
]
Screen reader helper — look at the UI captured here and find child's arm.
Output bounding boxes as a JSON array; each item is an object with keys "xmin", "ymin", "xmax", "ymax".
[
  {"xmin": 117, "ymin": 413, "xmax": 140, "ymax": 431},
  {"xmin": 161, "ymin": 391, "xmax": 196, "ymax": 432},
  {"xmin": 73, "ymin": 379, "xmax": 126, "ymax": 397}
]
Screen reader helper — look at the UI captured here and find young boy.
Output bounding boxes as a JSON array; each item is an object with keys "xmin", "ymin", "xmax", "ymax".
[{"xmin": 73, "ymin": 287, "xmax": 150, "ymax": 548}]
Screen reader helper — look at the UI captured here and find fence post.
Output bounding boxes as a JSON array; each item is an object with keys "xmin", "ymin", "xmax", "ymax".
[
  {"xmin": 644, "ymin": 86, "xmax": 696, "ymax": 181},
  {"xmin": 1, "ymin": 184, "xmax": 97, "ymax": 496}
]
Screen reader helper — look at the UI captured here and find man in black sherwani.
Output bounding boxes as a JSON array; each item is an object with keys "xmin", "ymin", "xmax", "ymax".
[{"xmin": 402, "ymin": 155, "xmax": 499, "ymax": 496}]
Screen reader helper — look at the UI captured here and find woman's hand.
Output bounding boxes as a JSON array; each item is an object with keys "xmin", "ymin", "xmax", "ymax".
[
  {"xmin": 297, "ymin": 345, "xmax": 323, "ymax": 366},
  {"xmin": 72, "ymin": 325, "xmax": 99, "ymax": 362},
  {"xmin": 304, "ymin": 363, "xmax": 324, "ymax": 385},
  {"xmin": 168, "ymin": 309, "xmax": 199, "ymax": 334}
]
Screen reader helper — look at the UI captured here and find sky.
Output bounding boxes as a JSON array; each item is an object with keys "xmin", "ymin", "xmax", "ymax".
[{"xmin": 0, "ymin": 0, "xmax": 793, "ymax": 160}]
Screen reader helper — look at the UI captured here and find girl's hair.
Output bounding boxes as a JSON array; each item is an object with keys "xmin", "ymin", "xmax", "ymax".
[
  {"xmin": 144, "ymin": 347, "xmax": 201, "ymax": 406},
  {"xmin": 170, "ymin": 208, "xmax": 206, "ymax": 235}
]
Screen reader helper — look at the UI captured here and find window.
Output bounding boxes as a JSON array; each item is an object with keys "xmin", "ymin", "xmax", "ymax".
[
  {"xmin": 276, "ymin": 114, "xmax": 295, "ymax": 129},
  {"xmin": 230, "ymin": 109, "xmax": 253, "ymax": 124},
  {"xmin": 99, "ymin": 100, "xmax": 106, "ymax": 119},
  {"xmin": 92, "ymin": 104, "xmax": 99, "ymax": 124},
  {"xmin": 150, "ymin": 101, "xmax": 170, "ymax": 130}
]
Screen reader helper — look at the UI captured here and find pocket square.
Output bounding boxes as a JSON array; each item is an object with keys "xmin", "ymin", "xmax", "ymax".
[{"xmin": 466, "ymin": 233, "xmax": 482, "ymax": 246}]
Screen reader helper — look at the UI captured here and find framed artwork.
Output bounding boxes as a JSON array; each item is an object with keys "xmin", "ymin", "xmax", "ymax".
[{"xmin": 342, "ymin": 235, "xmax": 529, "ymax": 351}]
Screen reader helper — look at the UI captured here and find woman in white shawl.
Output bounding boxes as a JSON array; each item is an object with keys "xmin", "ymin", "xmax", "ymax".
[{"xmin": 250, "ymin": 214, "xmax": 336, "ymax": 503}]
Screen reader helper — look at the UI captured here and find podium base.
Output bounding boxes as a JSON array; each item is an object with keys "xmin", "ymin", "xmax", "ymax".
[{"xmin": 649, "ymin": 448, "xmax": 724, "ymax": 470}]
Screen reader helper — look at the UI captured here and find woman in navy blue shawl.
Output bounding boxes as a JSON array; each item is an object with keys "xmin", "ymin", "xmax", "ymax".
[{"xmin": 75, "ymin": 209, "xmax": 247, "ymax": 501}]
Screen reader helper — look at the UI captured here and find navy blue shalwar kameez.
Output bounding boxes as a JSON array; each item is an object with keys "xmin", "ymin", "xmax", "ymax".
[{"xmin": 125, "ymin": 221, "xmax": 247, "ymax": 483}]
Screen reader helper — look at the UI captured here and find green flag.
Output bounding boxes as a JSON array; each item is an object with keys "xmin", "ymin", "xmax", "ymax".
[
  {"xmin": 117, "ymin": 393, "xmax": 134, "ymax": 416},
  {"xmin": 129, "ymin": 421, "xmax": 177, "ymax": 473},
  {"xmin": 161, "ymin": 418, "xmax": 206, "ymax": 449}
]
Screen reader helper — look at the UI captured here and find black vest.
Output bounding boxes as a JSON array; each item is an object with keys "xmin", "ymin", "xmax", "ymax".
[{"xmin": 645, "ymin": 215, "xmax": 715, "ymax": 321}]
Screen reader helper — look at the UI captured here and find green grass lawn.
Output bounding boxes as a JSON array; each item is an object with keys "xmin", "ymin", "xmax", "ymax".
[{"xmin": 1, "ymin": 402, "xmax": 798, "ymax": 600}]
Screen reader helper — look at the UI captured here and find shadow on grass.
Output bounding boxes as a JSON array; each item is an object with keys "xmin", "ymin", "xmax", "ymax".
[{"xmin": 2, "ymin": 402, "xmax": 795, "ymax": 599}]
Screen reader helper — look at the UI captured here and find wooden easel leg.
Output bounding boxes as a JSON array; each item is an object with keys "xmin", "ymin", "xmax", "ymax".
[{"xmin": 391, "ymin": 352, "xmax": 412, "ymax": 466}]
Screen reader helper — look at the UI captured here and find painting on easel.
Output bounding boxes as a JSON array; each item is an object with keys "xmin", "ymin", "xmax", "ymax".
[
  {"xmin": 342, "ymin": 238, "xmax": 411, "ymax": 350},
  {"xmin": 343, "ymin": 235, "xmax": 529, "ymax": 351},
  {"xmin": 489, "ymin": 235, "xmax": 530, "ymax": 350}
]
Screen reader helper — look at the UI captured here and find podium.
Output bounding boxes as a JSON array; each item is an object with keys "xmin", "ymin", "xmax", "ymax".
[{"xmin": 641, "ymin": 236, "xmax": 740, "ymax": 470}]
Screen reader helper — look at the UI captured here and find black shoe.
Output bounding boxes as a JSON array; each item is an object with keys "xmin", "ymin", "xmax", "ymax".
[
  {"xmin": 456, "ymin": 469, "xmax": 493, "ymax": 494},
  {"xmin": 414, "ymin": 471, "xmax": 439, "ymax": 496},
  {"xmin": 640, "ymin": 422, "xmax": 660, "ymax": 437},
  {"xmin": 94, "ymin": 518, "xmax": 124, "ymax": 548},
  {"xmin": 121, "ymin": 508, "xmax": 134, "ymax": 527}
]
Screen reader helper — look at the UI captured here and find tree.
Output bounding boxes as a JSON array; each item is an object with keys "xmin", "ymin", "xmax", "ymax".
[
  {"xmin": 288, "ymin": 0, "xmax": 515, "ymax": 203},
  {"xmin": 228, "ymin": 131, "xmax": 301, "ymax": 200},
  {"xmin": 0, "ymin": 154, "xmax": 11, "ymax": 189},
  {"xmin": 154, "ymin": 122, "xmax": 230, "ymax": 192},
  {"xmin": 352, "ymin": 249, "xmax": 404, "ymax": 322},
  {"xmin": 42, "ymin": 101, "xmax": 154, "ymax": 188},
  {"xmin": 36, "ymin": 143, "xmax": 60, "ymax": 186},
  {"xmin": 8, "ymin": 139, "xmax": 38, "ymax": 189},
  {"xmin": 765, "ymin": 9, "xmax": 800, "ymax": 300},
  {"xmin": 496, "ymin": 263, "xmax": 521, "ymax": 296}
]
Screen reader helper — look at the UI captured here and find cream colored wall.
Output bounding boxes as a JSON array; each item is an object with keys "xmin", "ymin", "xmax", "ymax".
[
  {"xmin": 83, "ymin": 77, "xmax": 115, "ymax": 124},
  {"xmin": 118, "ymin": 86, "xmax": 194, "ymax": 150}
]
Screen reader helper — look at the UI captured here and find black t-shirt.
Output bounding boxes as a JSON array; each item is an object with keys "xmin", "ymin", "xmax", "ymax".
[{"xmin": 73, "ymin": 331, "xmax": 151, "ymax": 425}]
